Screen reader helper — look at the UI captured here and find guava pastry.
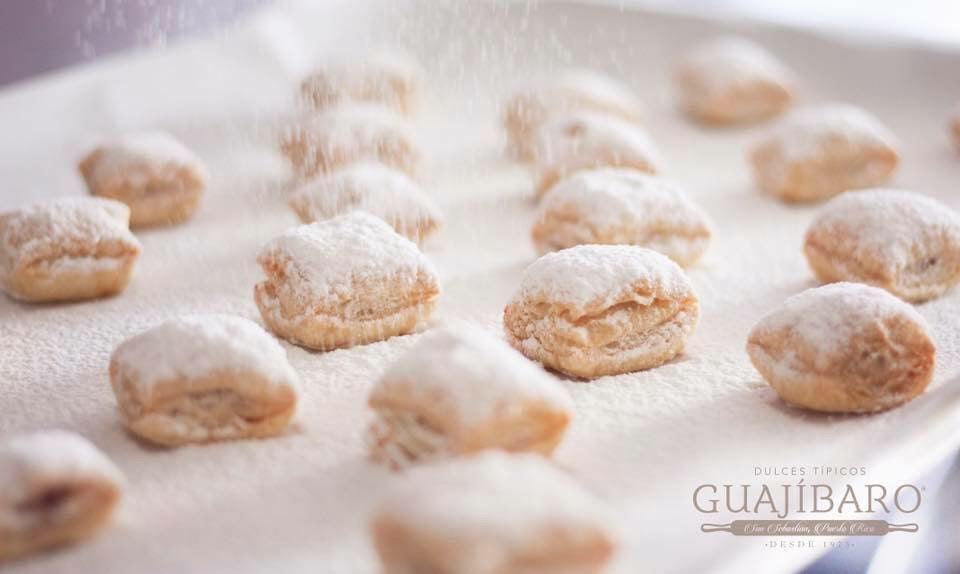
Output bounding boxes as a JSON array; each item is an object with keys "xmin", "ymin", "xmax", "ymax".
[
  {"xmin": 280, "ymin": 104, "xmax": 421, "ymax": 179},
  {"xmin": 255, "ymin": 211, "xmax": 440, "ymax": 351},
  {"xmin": 371, "ymin": 452, "xmax": 616, "ymax": 574},
  {"xmin": 367, "ymin": 328, "xmax": 573, "ymax": 470},
  {"xmin": 504, "ymin": 244, "xmax": 699, "ymax": 379},
  {"xmin": 288, "ymin": 161, "xmax": 441, "ymax": 244},
  {"xmin": 0, "ymin": 197, "xmax": 141, "ymax": 303},
  {"xmin": 502, "ymin": 68, "xmax": 643, "ymax": 161},
  {"xmin": 805, "ymin": 189, "xmax": 960, "ymax": 302},
  {"xmin": 300, "ymin": 50, "xmax": 423, "ymax": 115},
  {"xmin": 533, "ymin": 168, "xmax": 711, "ymax": 266},
  {"xmin": 747, "ymin": 282, "xmax": 935, "ymax": 413},
  {"xmin": 0, "ymin": 430, "xmax": 124, "ymax": 561},
  {"xmin": 110, "ymin": 314, "xmax": 301, "ymax": 446},
  {"xmin": 534, "ymin": 111, "xmax": 661, "ymax": 199},
  {"xmin": 750, "ymin": 104, "xmax": 900, "ymax": 202},
  {"xmin": 674, "ymin": 36, "xmax": 795, "ymax": 125},
  {"xmin": 78, "ymin": 131, "xmax": 208, "ymax": 228}
]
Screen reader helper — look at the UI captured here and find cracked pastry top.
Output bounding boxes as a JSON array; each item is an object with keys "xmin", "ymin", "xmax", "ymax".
[{"xmin": 300, "ymin": 50, "xmax": 423, "ymax": 115}]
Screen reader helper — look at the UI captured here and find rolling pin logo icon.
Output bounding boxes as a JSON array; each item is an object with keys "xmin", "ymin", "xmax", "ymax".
[{"xmin": 701, "ymin": 520, "xmax": 918, "ymax": 536}]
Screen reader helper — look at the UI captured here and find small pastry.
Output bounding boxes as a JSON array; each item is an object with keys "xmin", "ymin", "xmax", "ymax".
[
  {"xmin": 0, "ymin": 430, "xmax": 123, "ymax": 561},
  {"xmin": 747, "ymin": 282, "xmax": 935, "ymax": 413},
  {"xmin": 750, "ymin": 104, "xmax": 900, "ymax": 202},
  {"xmin": 78, "ymin": 132, "xmax": 208, "ymax": 228},
  {"xmin": 674, "ymin": 36, "xmax": 795, "ymax": 125},
  {"xmin": 280, "ymin": 104, "xmax": 421, "ymax": 179},
  {"xmin": 109, "ymin": 314, "xmax": 301, "ymax": 446},
  {"xmin": 502, "ymin": 69, "xmax": 643, "ymax": 161},
  {"xmin": 534, "ymin": 111, "xmax": 661, "ymax": 199},
  {"xmin": 367, "ymin": 328, "xmax": 573, "ymax": 470},
  {"xmin": 371, "ymin": 452, "xmax": 616, "ymax": 574},
  {"xmin": 0, "ymin": 197, "xmax": 141, "ymax": 303},
  {"xmin": 254, "ymin": 211, "xmax": 440, "ymax": 350},
  {"xmin": 300, "ymin": 50, "xmax": 423, "ymax": 115},
  {"xmin": 533, "ymin": 168, "xmax": 711, "ymax": 266},
  {"xmin": 504, "ymin": 244, "xmax": 699, "ymax": 379},
  {"xmin": 288, "ymin": 161, "xmax": 441, "ymax": 244},
  {"xmin": 804, "ymin": 189, "xmax": 960, "ymax": 302}
]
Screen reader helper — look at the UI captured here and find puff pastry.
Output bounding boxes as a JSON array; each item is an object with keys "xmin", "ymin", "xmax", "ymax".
[
  {"xmin": 533, "ymin": 168, "xmax": 711, "ymax": 266},
  {"xmin": 750, "ymin": 104, "xmax": 900, "ymax": 202},
  {"xmin": 367, "ymin": 328, "xmax": 573, "ymax": 470},
  {"xmin": 747, "ymin": 282, "xmax": 935, "ymax": 413},
  {"xmin": 805, "ymin": 189, "xmax": 960, "ymax": 302},
  {"xmin": 280, "ymin": 104, "xmax": 421, "ymax": 179},
  {"xmin": 300, "ymin": 51, "xmax": 422, "ymax": 115},
  {"xmin": 110, "ymin": 314, "xmax": 301, "ymax": 446},
  {"xmin": 0, "ymin": 197, "xmax": 141, "ymax": 303},
  {"xmin": 504, "ymin": 244, "xmax": 699, "ymax": 379},
  {"xmin": 78, "ymin": 132, "xmax": 208, "ymax": 228},
  {"xmin": 371, "ymin": 452, "xmax": 616, "ymax": 574},
  {"xmin": 288, "ymin": 161, "xmax": 441, "ymax": 244},
  {"xmin": 502, "ymin": 68, "xmax": 644, "ymax": 161},
  {"xmin": 534, "ymin": 111, "xmax": 661, "ymax": 198},
  {"xmin": 675, "ymin": 36, "xmax": 795, "ymax": 125},
  {"xmin": 0, "ymin": 430, "xmax": 123, "ymax": 561},
  {"xmin": 255, "ymin": 211, "xmax": 440, "ymax": 350}
]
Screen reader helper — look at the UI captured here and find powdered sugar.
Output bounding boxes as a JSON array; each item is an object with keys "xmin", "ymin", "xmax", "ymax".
[
  {"xmin": 678, "ymin": 36, "xmax": 794, "ymax": 96},
  {"xmin": 766, "ymin": 104, "xmax": 899, "ymax": 163},
  {"xmin": 300, "ymin": 50, "xmax": 423, "ymax": 112}
]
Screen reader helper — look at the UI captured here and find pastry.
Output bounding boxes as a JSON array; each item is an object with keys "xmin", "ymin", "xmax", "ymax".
[
  {"xmin": 533, "ymin": 111, "xmax": 661, "ymax": 198},
  {"xmin": 502, "ymin": 68, "xmax": 643, "ymax": 161},
  {"xmin": 280, "ymin": 104, "xmax": 421, "ymax": 179},
  {"xmin": 300, "ymin": 50, "xmax": 423, "ymax": 115},
  {"xmin": 254, "ymin": 211, "xmax": 440, "ymax": 350},
  {"xmin": 367, "ymin": 328, "xmax": 573, "ymax": 470},
  {"xmin": 750, "ymin": 104, "xmax": 900, "ymax": 202},
  {"xmin": 78, "ymin": 131, "xmax": 208, "ymax": 228},
  {"xmin": 0, "ymin": 197, "xmax": 141, "ymax": 303},
  {"xmin": 371, "ymin": 452, "xmax": 616, "ymax": 574},
  {"xmin": 804, "ymin": 189, "xmax": 960, "ymax": 302},
  {"xmin": 287, "ymin": 161, "xmax": 441, "ymax": 244},
  {"xmin": 504, "ymin": 244, "xmax": 699, "ymax": 379},
  {"xmin": 109, "ymin": 314, "xmax": 301, "ymax": 446},
  {"xmin": 0, "ymin": 430, "xmax": 123, "ymax": 561},
  {"xmin": 533, "ymin": 168, "xmax": 711, "ymax": 266},
  {"xmin": 747, "ymin": 282, "xmax": 935, "ymax": 413},
  {"xmin": 674, "ymin": 36, "xmax": 795, "ymax": 125}
]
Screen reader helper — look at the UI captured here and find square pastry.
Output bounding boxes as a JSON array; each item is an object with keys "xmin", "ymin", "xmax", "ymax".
[
  {"xmin": 0, "ymin": 197, "xmax": 141, "ymax": 303},
  {"xmin": 255, "ymin": 211, "xmax": 440, "ymax": 350},
  {"xmin": 367, "ymin": 328, "xmax": 573, "ymax": 469}
]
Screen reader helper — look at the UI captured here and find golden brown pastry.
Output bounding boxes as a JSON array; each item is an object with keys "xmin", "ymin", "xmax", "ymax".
[
  {"xmin": 255, "ymin": 211, "xmax": 440, "ymax": 350},
  {"xmin": 504, "ymin": 244, "xmax": 699, "ymax": 379},
  {"xmin": 300, "ymin": 50, "xmax": 423, "ymax": 115},
  {"xmin": 747, "ymin": 282, "xmax": 935, "ymax": 413},
  {"xmin": 0, "ymin": 197, "xmax": 141, "ymax": 303},
  {"xmin": 110, "ymin": 314, "xmax": 301, "ymax": 446},
  {"xmin": 804, "ymin": 189, "xmax": 960, "ymax": 302},
  {"xmin": 533, "ymin": 168, "xmax": 711, "ymax": 266}
]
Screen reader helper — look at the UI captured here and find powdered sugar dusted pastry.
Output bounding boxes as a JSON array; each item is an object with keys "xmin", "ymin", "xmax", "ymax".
[
  {"xmin": 280, "ymin": 104, "xmax": 421, "ymax": 179},
  {"xmin": 367, "ymin": 328, "xmax": 573, "ymax": 470},
  {"xmin": 0, "ymin": 197, "xmax": 141, "ymax": 303},
  {"xmin": 0, "ymin": 430, "xmax": 123, "ymax": 560},
  {"xmin": 110, "ymin": 314, "xmax": 300, "ymax": 446},
  {"xmin": 747, "ymin": 282, "xmax": 935, "ymax": 413},
  {"xmin": 751, "ymin": 104, "xmax": 900, "ymax": 202},
  {"xmin": 504, "ymin": 245, "xmax": 698, "ymax": 379},
  {"xmin": 503, "ymin": 69, "xmax": 644, "ymax": 161},
  {"xmin": 534, "ymin": 112, "xmax": 661, "ymax": 199},
  {"xmin": 533, "ymin": 168, "xmax": 711, "ymax": 266},
  {"xmin": 805, "ymin": 189, "xmax": 960, "ymax": 302},
  {"xmin": 300, "ymin": 50, "xmax": 423, "ymax": 115},
  {"xmin": 288, "ymin": 162, "xmax": 441, "ymax": 244},
  {"xmin": 675, "ymin": 36, "xmax": 795, "ymax": 125},
  {"xmin": 372, "ymin": 452, "xmax": 616, "ymax": 574},
  {"xmin": 78, "ymin": 132, "xmax": 208, "ymax": 228},
  {"xmin": 255, "ymin": 211, "xmax": 440, "ymax": 350}
]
